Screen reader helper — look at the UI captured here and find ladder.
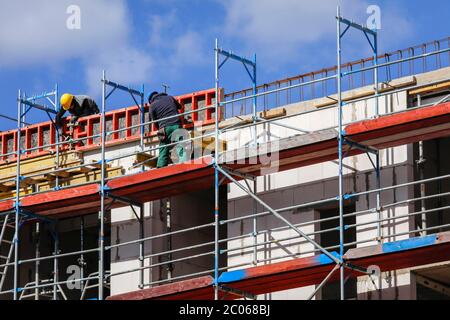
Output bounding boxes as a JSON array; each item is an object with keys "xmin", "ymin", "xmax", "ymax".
[
  {"xmin": 19, "ymin": 279, "xmax": 68, "ymax": 300},
  {"xmin": 0, "ymin": 213, "xmax": 17, "ymax": 292}
]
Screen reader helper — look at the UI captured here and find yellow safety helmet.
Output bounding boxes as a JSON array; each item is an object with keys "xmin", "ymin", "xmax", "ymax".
[{"xmin": 60, "ymin": 93, "xmax": 74, "ymax": 111}]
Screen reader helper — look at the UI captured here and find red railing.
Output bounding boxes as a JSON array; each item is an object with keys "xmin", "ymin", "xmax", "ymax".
[{"xmin": 0, "ymin": 88, "xmax": 219, "ymax": 162}]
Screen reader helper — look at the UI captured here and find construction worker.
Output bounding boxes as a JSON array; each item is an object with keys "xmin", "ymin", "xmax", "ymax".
[
  {"xmin": 56, "ymin": 94, "xmax": 100, "ymax": 127},
  {"xmin": 148, "ymin": 91, "xmax": 187, "ymax": 168}
]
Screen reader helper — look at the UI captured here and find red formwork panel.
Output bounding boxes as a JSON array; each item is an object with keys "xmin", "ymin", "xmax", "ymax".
[{"xmin": 0, "ymin": 88, "xmax": 219, "ymax": 163}]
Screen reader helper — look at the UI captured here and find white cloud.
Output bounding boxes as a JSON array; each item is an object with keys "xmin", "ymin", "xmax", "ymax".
[
  {"xmin": 218, "ymin": 0, "xmax": 414, "ymax": 66},
  {"xmin": 0, "ymin": 0, "xmax": 127, "ymax": 65},
  {"xmin": 171, "ymin": 31, "xmax": 207, "ymax": 67},
  {"xmin": 221, "ymin": 0, "xmax": 363, "ymax": 55},
  {"xmin": 0, "ymin": 0, "xmax": 152, "ymax": 96},
  {"xmin": 147, "ymin": 11, "xmax": 208, "ymax": 76},
  {"xmin": 84, "ymin": 46, "xmax": 153, "ymax": 97}
]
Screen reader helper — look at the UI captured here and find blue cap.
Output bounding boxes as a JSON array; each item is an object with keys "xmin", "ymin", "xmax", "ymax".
[{"xmin": 147, "ymin": 91, "xmax": 158, "ymax": 104}]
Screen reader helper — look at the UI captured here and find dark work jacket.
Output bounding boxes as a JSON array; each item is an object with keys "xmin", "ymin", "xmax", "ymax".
[
  {"xmin": 149, "ymin": 93, "xmax": 182, "ymax": 129},
  {"xmin": 55, "ymin": 95, "xmax": 100, "ymax": 127}
]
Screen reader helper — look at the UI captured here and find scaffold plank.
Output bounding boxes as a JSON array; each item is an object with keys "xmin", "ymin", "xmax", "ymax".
[{"xmin": 106, "ymin": 276, "xmax": 215, "ymax": 301}]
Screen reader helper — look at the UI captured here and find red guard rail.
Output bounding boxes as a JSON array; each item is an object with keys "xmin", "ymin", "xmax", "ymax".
[{"xmin": 0, "ymin": 88, "xmax": 220, "ymax": 162}]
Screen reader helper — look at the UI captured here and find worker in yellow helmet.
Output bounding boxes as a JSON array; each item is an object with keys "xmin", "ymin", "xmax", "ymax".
[{"xmin": 56, "ymin": 94, "xmax": 100, "ymax": 127}]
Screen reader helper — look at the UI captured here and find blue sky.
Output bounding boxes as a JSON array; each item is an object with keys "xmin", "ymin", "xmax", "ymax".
[{"xmin": 0, "ymin": 0, "xmax": 449, "ymax": 131}]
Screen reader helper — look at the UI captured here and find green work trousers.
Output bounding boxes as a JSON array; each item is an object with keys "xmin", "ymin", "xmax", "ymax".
[{"xmin": 157, "ymin": 124, "xmax": 187, "ymax": 168}]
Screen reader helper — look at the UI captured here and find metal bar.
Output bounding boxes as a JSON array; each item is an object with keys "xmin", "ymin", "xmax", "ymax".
[
  {"xmin": 26, "ymin": 91, "xmax": 57, "ymax": 101},
  {"xmin": 139, "ymin": 204, "xmax": 144, "ymax": 289},
  {"xmin": 307, "ymin": 264, "xmax": 340, "ymax": 300},
  {"xmin": 217, "ymin": 165, "xmax": 341, "ymax": 264},
  {"xmin": 103, "ymin": 80, "xmax": 143, "ymax": 97},
  {"xmin": 220, "ymin": 171, "xmax": 450, "ymax": 226},
  {"xmin": 222, "ymin": 48, "xmax": 450, "ymax": 107},
  {"xmin": 107, "ymin": 251, "xmax": 214, "ymax": 279},
  {"xmin": 165, "ymin": 199, "xmax": 173, "ymax": 280},
  {"xmin": 54, "ymin": 85, "xmax": 60, "ymax": 192},
  {"xmin": 98, "ymin": 70, "xmax": 106, "ymax": 300},
  {"xmin": 343, "ymin": 137, "xmax": 379, "ymax": 155},
  {"xmin": 252, "ymin": 54, "xmax": 257, "ymax": 147},
  {"xmin": 224, "ymin": 37, "xmax": 450, "ymax": 100},
  {"xmin": 219, "ymin": 285, "xmax": 256, "ymax": 300},
  {"xmin": 218, "ymin": 55, "xmax": 230, "ymax": 70},
  {"xmin": 214, "ymin": 38, "xmax": 220, "ymax": 301},
  {"xmin": 252, "ymin": 179, "xmax": 258, "ymax": 266},
  {"xmin": 343, "ymin": 47, "xmax": 450, "ymax": 77},
  {"xmin": 376, "ymin": 153, "xmax": 382, "ymax": 242},
  {"xmin": 106, "ymin": 193, "xmax": 142, "ymax": 208},
  {"xmin": 19, "ymin": 99, "xmax": 57, "ymax": 114},
  {"xmin": 338, "ymin": 16, "xmax": 376, "ymax": 36},
  {"xmin": 140, "ymin": 84, "xmax": 145, "ymax": 155},
  {"xmin": 337, "ymin": 6, "xmax": 345, "ymax": 301},
  {"xmin": 223, "ymin": 74, "xmax": 337, "ymax": 106},
  {"xmin": 52, "ymin": 223, "xmax": 59, "ymax": 300},
  {"xmin": 340, "ymin": 24, "xmax": 351, "ymax": 39},
  {"xmin": 106, "ymin": 221, "xmax": 215, "ymax": 251},
  {"xmin": 374, "ymin": 33, "xmax": 379, "ymax": 116},
  {"xmin": 217, "ymin": 48, "xmax": 256, "ymax": 67},
  {"xmin": 0, "ymin": 114, "xmax": 23, "ymax": 124},
  {"xmin": 13, "ymin": 89, "xmax": 21, "ymax": 300},
  {"xmin": 80, "ymin": 217, "xmax": 85, "ymax": 293}
]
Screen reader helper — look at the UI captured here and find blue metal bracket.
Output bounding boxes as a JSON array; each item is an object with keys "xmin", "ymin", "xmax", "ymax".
[
  {"xmin": 343, "ymin": 137, "xmax": 378, "ymax": 155},
  {"xmin": 100, "ymin": 185, "xmax": 111, "ymax": 193},
  {"xmin": 103, "ymin": 79, "xmax": 143, "ymax": 97},
  {"xmin": 340, "ymin": 24, "xmax": 351, "ymax": 39},
  {"xmin": 343, "ymin": 193, "xmax": 354, "ymax": 200},
  {"xmin": 20, "ymin": 99, "xmax": 57, "ymax": 115},
  {"xmin": 105, "ymin": 192, "xmax": 142, "ymax": 208},
  {"xmin": 338, "ymin": 17, "xmax": 377, "ymax": 37},
  {"xmin": 363, "ymin": 31, "xmax": 376, "ymax": 52},
  {"xmin": 217, "ymin": 48, "xmax": 255, "ymax": 68},
  {"xmin": 20, "ymin": 208, "xmax": 54, "ymax": 224}
]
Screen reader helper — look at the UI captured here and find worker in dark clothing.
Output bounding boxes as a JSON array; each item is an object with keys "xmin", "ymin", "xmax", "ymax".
[
  {"xmin": 55, "ymin": 94, "xmax": 100, "ymax": 127},
  {"xmin": 148, "ymin": 91, "xmax": 187, "ymax": 168}
]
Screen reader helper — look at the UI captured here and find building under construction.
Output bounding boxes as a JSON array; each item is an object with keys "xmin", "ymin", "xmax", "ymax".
[{"xmin": 1, "ymin": 12, "xmax": 450, "ymax": 300}]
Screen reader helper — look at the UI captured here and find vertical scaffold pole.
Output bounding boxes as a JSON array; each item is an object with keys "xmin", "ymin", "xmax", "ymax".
[
  {"xmin": 34, "ymin": 222, "xmax": 40, "ymax": 300},
  {"xmin": 80, "ymin": 217, "xmax": 85, "ymax": 292},
  {"xmin": 99, "ymin": 70, "xmax": 107, "ymax": 300},
  {"xmin": 252, "ymin": 54, "xmax": 257, "ymax": 146},
  {"xmin": 374, "ymin": 33, "xmax": 379, "ymax": 117},
  {"xmin": 337, "ymin": 6, "xmax": 345, "ymax": 301},
  {"xmin": 55, "ymin": 84, "xmax": 60, "ymax": 191},
  {"xmin": 376, "ymin": 152, "xmax": 382, "ymax": 242},
  {"xmin": 53, "ymin": 222, "xmax": 59, "ymax": 300},
  {"xmin": 13, "ymin": 89, "xmax": 22, "ymax": 301},
  {"xmin": 139, "ymin": 204, "xmax": 145, "ymax": 289},
  {"xmin": 214, "ymin": 38, "xmax": 220, "ymax": 300},
  {"xmin": 140, "ymin": 84, "xmax": 145, "ymax": 154},
  {"xmin": 417, "ymin": 94, "xmax": 427, "ymax": 235},
  {"xmin": 373, "ymin": 33, "xmax": 382, "ymax": 241},
  {"xmin": 252, "ymin": 53, "xmax": 258, "ymax": 266}
]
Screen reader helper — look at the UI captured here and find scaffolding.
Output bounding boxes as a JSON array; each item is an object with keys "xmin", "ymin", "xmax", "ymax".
[{"xmin": 1, "ymin": 8, "xmax": 450, "ymax": 300}]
